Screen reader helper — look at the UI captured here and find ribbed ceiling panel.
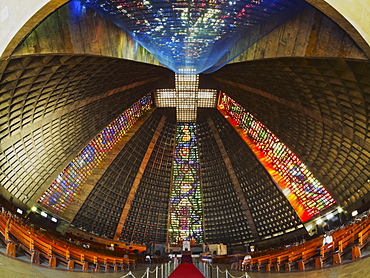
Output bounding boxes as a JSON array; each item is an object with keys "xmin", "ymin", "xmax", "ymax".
[
  {"xmin": 0, "ymin": 54, "xmax": 173, "ymax": 206},
  {"xmin": 207, "ymin": 58, "xmax": 370, "ymax": 211}
]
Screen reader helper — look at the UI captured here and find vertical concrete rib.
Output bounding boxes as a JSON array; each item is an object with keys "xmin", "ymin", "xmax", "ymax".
[
  {"xmin": 113, "ymin": 115, "xmax": 167, "ymax": 240},
  {"xmin": 207, "ymin": 118, "xmax": 260, "ymax": 240}
]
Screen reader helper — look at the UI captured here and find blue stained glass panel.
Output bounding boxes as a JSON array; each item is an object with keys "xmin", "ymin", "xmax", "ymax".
[{"xmin": 80, "ymin": 0, "xmax": 304, "ymax": 74}]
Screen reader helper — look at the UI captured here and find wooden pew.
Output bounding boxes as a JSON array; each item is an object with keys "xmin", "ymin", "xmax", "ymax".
[
  {"xmin": 0, "ymin": 213, "xmax": 134, "ymax": 272},
  {"xmin": 352, "ymin": 217, "xmax": 370, "ymax": 260},
  {"xmin": 1, "ymin": 210, "xmax": 370, "ymax": 273}
]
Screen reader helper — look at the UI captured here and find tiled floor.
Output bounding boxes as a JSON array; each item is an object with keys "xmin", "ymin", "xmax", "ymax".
[{"xmin": 1, "ymin": 253, "xmax": 370, "ymax": 278}]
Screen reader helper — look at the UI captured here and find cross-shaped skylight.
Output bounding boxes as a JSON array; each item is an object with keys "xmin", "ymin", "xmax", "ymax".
[{"xmin": 155, "ymin": 73, "xmax": 218, "ymax": 122}]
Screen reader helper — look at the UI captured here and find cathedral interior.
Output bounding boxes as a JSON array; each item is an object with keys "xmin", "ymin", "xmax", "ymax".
[{"xmin": 0, "ymin": 0, "xmax": 370, "ymax": 255}]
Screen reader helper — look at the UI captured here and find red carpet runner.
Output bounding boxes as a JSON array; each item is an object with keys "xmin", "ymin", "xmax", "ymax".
[{"xmin": 168, "ymin": 263, "xmax": 205, "ymax": 278}]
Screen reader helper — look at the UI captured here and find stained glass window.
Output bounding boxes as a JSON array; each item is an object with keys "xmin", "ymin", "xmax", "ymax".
[
  {"xmin": 169, "ymin": 123, "xmax": 204, "ymax": 244},
  {"xmin": 38, "ymin": 95, "xmax": 153, "ymax": 212},
  {"xmin": 218, "ymin": 92, "xmax": 336, "ymax": 222},
  {"xmin": 80, "ymin": 0, "xmax": 305, "ymax": 74}
]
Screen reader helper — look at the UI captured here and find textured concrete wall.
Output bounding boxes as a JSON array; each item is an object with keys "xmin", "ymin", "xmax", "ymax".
[
  {"xmin": 326, "ymin": 0, "xmax": 370, "ymax": 44},
  {"xmin": 12, "ymin": 1, "xmax": 160, "ymax": 66},
  {"xmin": 306, "ymin": 0, "xmax": 370, "ymax": 58},
  {"xmin": 0, "ymin": 0, "xmax": 69, "ymax": 58},
  {"xmin": 229, "ymin": 8, "xmax": 367, "ymax": 64}
]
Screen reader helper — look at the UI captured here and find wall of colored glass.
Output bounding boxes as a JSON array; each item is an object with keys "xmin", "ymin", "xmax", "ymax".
[
  {"xmin": 80, "ymin": 0, "xmax": 303, "ymax": 74},
  {"xmin": 218, "ymin": 92, "xmax": 335, "ymax": 222},
  {"xmin": 38, "ymin": 95, "xmax": 153, "ymax": 212},
  {"xmin": 169, "ymin": 123, "xmax": 204, "ymax": 244}
]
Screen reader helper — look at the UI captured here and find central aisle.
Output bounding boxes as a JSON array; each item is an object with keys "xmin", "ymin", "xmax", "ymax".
[{"xmin": 168, "ymin": 263, "xmax": 205, "ymax": 278}]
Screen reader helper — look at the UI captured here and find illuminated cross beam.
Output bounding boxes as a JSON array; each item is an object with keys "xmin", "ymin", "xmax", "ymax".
[{"xmin": 155, "ymin": 73, "xmax": 218, "ymax": 122}]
